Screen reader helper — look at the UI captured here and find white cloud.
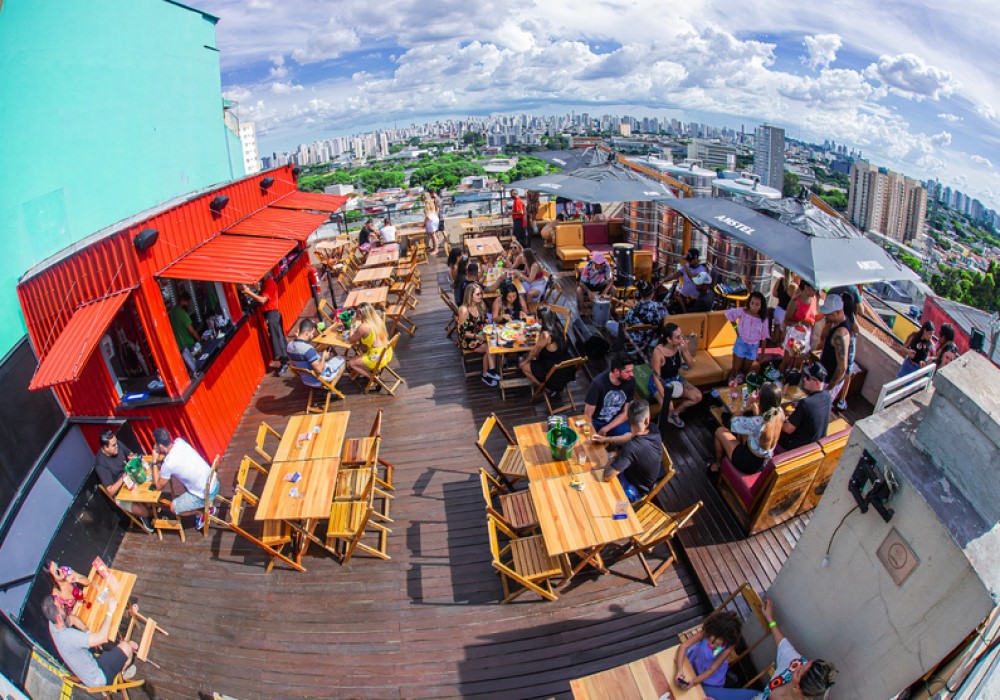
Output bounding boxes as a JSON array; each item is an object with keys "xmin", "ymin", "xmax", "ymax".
[
  {"xmin": 971, "ymin": 155, "xmax": 994, "ymax": 169},
  {"xmin": 864, "ymin": 53, "xmax": 959, "ymax": 101},
  {"xmin": 978, "ymin": 103, "xmax": 997, "ymax": 121},
  {"xmin": 270, "ymin": 81, "xmax": 304, "ymax": 94},
  {"xmin": 802, "ymin": 34, "xmax": 841, "ymax": 70},
  {"xmin": 937, "ymin": 113, "xmax": 961, "ymax": 122},
  {"xmin": 291, "ymin": 22, "xmax": 361, "ymax": 63},
  {"xmin": 930, "ymin": 131, "xmax": 952, "ymax": 147}
]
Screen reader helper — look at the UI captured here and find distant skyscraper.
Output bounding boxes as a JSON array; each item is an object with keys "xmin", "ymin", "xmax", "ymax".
[
  {"xmin": 687, "ymin": 139, "xmax": 737, "ymax": 170},
  {"xmin": 238, "ymin": 121, "xmax": 261, "ymax": 174},
  {"xmin": 753, "ymin": 125, "xmax": 785, "ymax": 191},
  {"xmin": 847, "ymin": 159, "xmax": 927, "ymax": 243}
]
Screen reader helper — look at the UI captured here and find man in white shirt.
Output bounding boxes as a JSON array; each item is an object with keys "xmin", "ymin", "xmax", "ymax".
[
  {"xmin": 152, "ymin": 427, "xmax": 218, "ymax": 529},
  {"xmin": 379, "ymin": 217, "xmax": 397, "ymax": 244},
  {"xmin": 43, "ymin": 596, "xmax": 137, "ymax": 687}
]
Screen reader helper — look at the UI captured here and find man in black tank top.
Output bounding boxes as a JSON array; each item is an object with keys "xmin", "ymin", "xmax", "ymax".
[{"xmin": 818, "ymin": 294, "xmax": 852, "ymax": 402}]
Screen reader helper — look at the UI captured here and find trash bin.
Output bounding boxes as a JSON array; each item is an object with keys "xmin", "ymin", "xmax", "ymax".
[
  {"xmin": 592, "ymin": 298, "xmax": 611, "ymax": 328},
  {"xmin": 547, "ymin": 425, "xmax": 579, "ymax": 461}
]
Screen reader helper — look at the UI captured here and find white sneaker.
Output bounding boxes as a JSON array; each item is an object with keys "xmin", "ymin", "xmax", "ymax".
[{"xmin": 122, "ymin": 664, "xmax": 137, "ymax": 680}]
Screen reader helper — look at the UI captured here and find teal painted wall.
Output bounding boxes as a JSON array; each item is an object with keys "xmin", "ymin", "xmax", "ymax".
[{"xmin": 0, "ymin": 0, "xmax": 243, "ymax": 357}]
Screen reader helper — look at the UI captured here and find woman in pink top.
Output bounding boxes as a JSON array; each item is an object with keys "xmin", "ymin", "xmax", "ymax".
[
  {"xmin": 779, "ymin": 281, "xmax": 818, "ymax": 373},
  {"xmin": 725, "ymin": 292, "xmax": 770, "ymax": 381}
]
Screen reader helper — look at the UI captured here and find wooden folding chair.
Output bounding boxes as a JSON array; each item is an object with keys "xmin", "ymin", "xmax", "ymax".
[
  {"xmin": 538, "ymin": 273, "xmax": 563, "ymax": 306},
  {"xmin": 199, "ymin": 455, "xmax": 231, "ymax": 537},
  {"xmin": 614, "ymin": 501, "xmax": 702, "ymax": 586},
  {"xmin": 529, "ymin": 355, "xmax": 588, "ymax": 415},
  {"xmin": 342, "ymin": 408, "xmax": 393, "ymax": 491},
  {"xmin": 335, "ymin": 439, "xmax": 393, "ymax": 518},
  {"xmin": 632, "ymin": 445, "xmax": 676, "ymax": 510},
  {"xmin": 255, "ymin": 422, "xmax": 281, "ymax": 464},
  {"xmin": 475, "ymin": 413, "xmax": 528, "ymax": 489},
  {"xmin": 440, "ymin": 287, "xmax": 459, "ymax": 339},
  {"xmin": 123, "ymin": 608, "xmax": 170, "ymax": 669},
  {"xmin": 98, "ymin": 484, "xmax": 153, "ymax": 536},
  {"xmin": 226, "ymin": 456, "xmax": 304, "ymax": 572},
  {"xmin": 353, "ymin": 334, "xmax": 405, "ymax": 395},
  {"xmin": 62, "ymin": 671, "xmax": 144, "ymax": 699},
  {"xmin": 386, "ymin": 287, "xmax": 418, "ymax": 337},
  {"xmin": 487, "ymin": 515, "xmax": 568, "ymax": 603},
  {"xmin": 317, "ymin": 298, "xmax": 338, "ymax": 326},
  {"xmin": 289, "ymin": 363, "xmax": 347, "ymax": 413},
  {"xmin": 544, "ymin": 304, "xmax": 573, "ymax": 336},
  {"xmin": 479, "ymin": 469, "xmax": 537, "ymax": 533},
  {"xmin": 326, "ymin": 474, "xmax": 391, "ymax": 565}
]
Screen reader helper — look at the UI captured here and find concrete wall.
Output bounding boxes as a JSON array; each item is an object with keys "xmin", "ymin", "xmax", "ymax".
[
  {"xmin": 856, "ymin": 327, "xmax": 904, "ymax": 404},
  {"xmin": 768, "ymin": 394, "xmax": 995, "ymax": 699},
  {"xmin": 0, "ymin": 0, "xmax": 241, "ymax": 357}
]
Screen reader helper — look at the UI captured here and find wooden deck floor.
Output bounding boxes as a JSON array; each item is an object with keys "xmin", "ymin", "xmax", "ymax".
[{"xmin": 109, "ymin": 245, "xmax": 863, "ymax": 699}]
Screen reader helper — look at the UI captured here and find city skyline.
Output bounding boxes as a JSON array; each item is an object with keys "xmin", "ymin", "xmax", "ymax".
[{"xmin": 197, "ymin": 0, "xmax": 1000, "ymax": 210}]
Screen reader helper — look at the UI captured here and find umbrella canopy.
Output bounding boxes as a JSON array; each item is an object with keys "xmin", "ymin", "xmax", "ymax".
[
  {"xmin": 664, "ymin": 197, "xmax": 919, "ymax": 289},
  {"xmin": 508, "ymin": 161, "xmax": 676, "ymax": 203}
]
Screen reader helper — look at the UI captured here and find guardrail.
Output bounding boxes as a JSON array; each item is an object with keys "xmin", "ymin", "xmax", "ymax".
[{"xmin": 874, "ymin": 363, "xmax": 936, "ymax": 413}]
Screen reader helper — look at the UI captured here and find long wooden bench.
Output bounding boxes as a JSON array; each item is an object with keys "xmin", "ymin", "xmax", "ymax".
[{"xmin": 717, "ymin": 419, "xmax": 851, "ymax": 535}]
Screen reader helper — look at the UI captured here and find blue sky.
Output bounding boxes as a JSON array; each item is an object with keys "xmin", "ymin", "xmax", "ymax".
[{"xmin": 197, "ymin": 0, "xmax": 1000, "ymax": 210}]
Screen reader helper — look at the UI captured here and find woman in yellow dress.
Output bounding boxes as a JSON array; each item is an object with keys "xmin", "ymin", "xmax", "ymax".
[{"xmin": 347, "ymin": 303, "xmax": 393, "ymax": 386}]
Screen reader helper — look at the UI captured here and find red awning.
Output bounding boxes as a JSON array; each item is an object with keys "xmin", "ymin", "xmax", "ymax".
[
  {"xmin": 30, "ymin": 290, "xmax": 132, "ymax": 390},
  {"xmin": 159, "ymin": 234, "xmax": 297, "ymax": 284},
  {"xmin": 226, "ymin": 207, "xmax": 329, "ymax": 242},
  {"xmin": 270, "ymin": 191, "xmax": 350, "ymax": 213}
]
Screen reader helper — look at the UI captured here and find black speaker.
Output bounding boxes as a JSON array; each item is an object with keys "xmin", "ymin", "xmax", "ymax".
[
  {"xmin": 970, "ymin": 327, "xmax": 985, "ymax": 352},
  {"xmin": 613, "ymin": 242, "xmax": 634, "ymax": 286},
  {"xmin": 133, "ymin": 228, "xmax": 159, "ymax": 252},
  {"xmin": 572, "ymin": 318, "xmax": 610, "ymax": 359}
]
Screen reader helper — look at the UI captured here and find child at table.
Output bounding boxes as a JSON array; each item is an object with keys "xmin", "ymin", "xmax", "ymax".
[
  {"xmin": 724, "ymin": 291, "xmax": 770, "ymax": 382},
  {"xmin": 674, "ymin": 609, "xmax": 742, "ymax": 692}
]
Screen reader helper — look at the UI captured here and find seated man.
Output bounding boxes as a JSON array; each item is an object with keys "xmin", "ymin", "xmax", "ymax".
[
  {"xmin": 151, "ymin": 427, "xmax": 219, "ymax": 530},
  {"xmin": 686, "ymin": 271, "xmax": 716, "ymax": 312},
  {"xmin": 584, "ymin": 352, "xmax": 636, "ymax": 438},
  {"xmin": 43, "ymin": 596, "xmax": 137, "ymax": 687},
  {"xmin": 606, "ymin": 280, "xmax": 667, "ymax": 349},
  {"xmin": 599, "ymin": 399, "xmax": 662, "ymax": 502},
  {"xmin": 779, "ymin": 362, "xmax": 832, "ymax": 450},
  {"xmin": 286, "ymin": 318, "xmax": 346, "ymax": 386},
  {"xmin": 576, "ymin": 252, "xmax": 614, "ymax": 309},
  {"xmin": 94, "ymin": 430, "xmax": 153, "ymax": 533}
]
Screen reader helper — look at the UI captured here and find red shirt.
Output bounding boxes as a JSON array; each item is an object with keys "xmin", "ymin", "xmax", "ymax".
[
  {"xmin": 260, "ymin": 277, "xmax": 280, "ymax": 312},
  {"xmin": 511, "ymin": 195, "xmax": 526, "ymax": 224}
]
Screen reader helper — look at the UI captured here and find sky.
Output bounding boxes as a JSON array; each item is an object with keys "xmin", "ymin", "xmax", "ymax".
[{"xmin": 196, "ymin": 0, "xmax": 1000, "ymax": 211}]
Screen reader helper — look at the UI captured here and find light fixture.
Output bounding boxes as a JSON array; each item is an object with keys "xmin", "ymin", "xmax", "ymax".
[
  {"xmin": 209, "ymin": 195, "xmax": 229, "ymax": 213},
  {"xmin": 260, "ymin": 176, "xmax": 275, "ymax": 190},
  {"xmin": 134, "ymin": 228, "xmax": 159, "ymax": 252}
]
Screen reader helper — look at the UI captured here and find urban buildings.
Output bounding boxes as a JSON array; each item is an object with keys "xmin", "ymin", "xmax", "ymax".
[
  {"xmin": 238, "ymin": 120, "xmax": 261, "ymax": 174},
  {"xmin": 752, "ymin": 124, "xmax": 785, "ymax": 191},
  {"xmin": 848, "ymin": 160, "xmax": 928, "ymax": 243},
  {"xmin": 687, "ymin": 138, "xmax": 737, "ymax": 170}
]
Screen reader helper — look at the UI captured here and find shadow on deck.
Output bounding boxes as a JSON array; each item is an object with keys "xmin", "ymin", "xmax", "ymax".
[{"xmin": 109, "ymin": 240, "xmax": 869, "ymax": 699}]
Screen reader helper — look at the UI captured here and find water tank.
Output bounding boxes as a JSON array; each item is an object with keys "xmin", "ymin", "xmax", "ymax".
[
  {"xmin": 708, "ymin": 233, "xmax": 774, "ymax": 294},
  {"xmin": 622, "ymin": 202, "xmax": 660, "ymax": 260}
]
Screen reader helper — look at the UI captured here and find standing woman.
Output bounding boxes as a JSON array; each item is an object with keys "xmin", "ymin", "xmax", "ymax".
[
  {"xmin": 778, "ymin": 281, "xmax": 818, "ymax": 374},
  {"xmin": 457, "ymin": 284, "xmax": 500, "ymax": 387},
  {"xmin": 520, "ymin": 306, "xmax": 569, "ymax": 389},
  {"xmin": 771, "ymin": 270, "xmax": 798, "ymax": 348},
  {"xmin": 725, "ymin": 291, "xmax": 770, "ymax": 381},
  {"xmin": 933, "ymin": 322, "xmax": 956, "ymax": 366},
  {"xmin": 516, "ymin": 249, "xmax": 547, "ymax": 303},
  {"xmin": 897, "ymin": 321, "xmax": 936, "ymax": 378},
  {"xmin": 346, "ymin": 303, "xmax": 393, "ymax": 386},
  {"xmin": 423, "ymin": 191, "xmax": 440, "ymax": 254}
]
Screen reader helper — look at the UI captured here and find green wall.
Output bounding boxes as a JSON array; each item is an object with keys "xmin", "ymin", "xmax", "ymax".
[{"xmin": 0, "ymin": 0, "xmax": 243, "ymax": 357}]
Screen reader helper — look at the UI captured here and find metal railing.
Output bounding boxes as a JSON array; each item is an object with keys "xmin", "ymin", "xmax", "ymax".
[{"xmin": 874, "ymin": 363, "xmax": 936, "ymax": 413}]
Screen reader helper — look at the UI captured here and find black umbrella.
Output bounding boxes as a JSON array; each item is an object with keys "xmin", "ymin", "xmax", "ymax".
[
  {"xmin": 664, "ymin": 197, "xmax": 919, "ymax": 288},
  {"xmin": 509, "ymin": 160, "xmax": 676, "ymax": 203}
]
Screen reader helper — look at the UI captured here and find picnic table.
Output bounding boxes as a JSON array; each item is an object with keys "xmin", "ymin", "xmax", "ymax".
[
  {"xmin": 466, "ymin": 236, "xmax": 504, "ymax": 259},
  {"xmin": 352, "ymin": 266, "xmax": 394, "ymax": 286},
  {"xmin": 570, "ymin": 644, "xmax": 706, "ymax": 699},
  {"xmin": 529, "ymin": 469, "xmax": 642, "ymax": 586},
  {"xmin": 514, "ymin": 415, "xmax": 609, "ymax": 480},
  {"xmin": 343, "ymin": 286, "xmax": 388, "ymax": 308},
  {"xmin": 364, "ymin": 247, "xmax": 399, "ymax": 268},
  {"xmin": 74, "ymin": 565, "xmax": 137, "ymax": 643}
]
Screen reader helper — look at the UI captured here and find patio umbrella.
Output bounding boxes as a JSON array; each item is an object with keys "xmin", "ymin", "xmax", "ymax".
[
  {"xmin": 664, "ymin": 196, "xmax": 919, "ymax": 289},
  {"xmin": 508, "ymin": 160, "xmax": 676, "ymax": 203}
]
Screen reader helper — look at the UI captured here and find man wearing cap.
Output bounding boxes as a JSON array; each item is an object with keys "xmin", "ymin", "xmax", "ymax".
[
  {"xmin": 665, "ymin": 248, "xmax": 711, "ymax": 309},
  {"xmin": 818, "ymin": 293, "xmax": 853, "ymax": 403},
  {"xmin": 509, "ymin": 189, "xmax": 529, "ymax": 248},
  {"xmin": 576, "ymin": 252, "xmax": 614, "ymax": 310},
  {"xmin": 686, "ymin": 270, "xmax": 716, "ymax": 312},
  {"xmin": 779, "ymin": 363, "xmax": 832, "ymax": 449}
]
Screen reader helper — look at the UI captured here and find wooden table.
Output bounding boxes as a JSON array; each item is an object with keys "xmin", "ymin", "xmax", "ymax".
[
  {"xmin": 712, "ymin": 382, "xmax": 806, "ymax": 426},
  {"xmin": 314, "ymin": 326, "xmax": 356, "ymax": 355},
  {"xmin": 515, "ymin": 415, "xmax": 609, "ymax": 480},
  {"xmin": 114, "ymin": 480, "xmax": 162, "ymax": 504},
  {"xmin": 364, "ymin": 247, "xmax": 399, "ymax": 267},
  {"xmin": 570, "ymin": 644, "xmax": 706, "ymax": 699},
  {"xmin": 353, "ymin": 266, "xmax": 394, "ymax": 286},
  {"xmin": 467, "ymin": 236, "xmax": 503, "ymax": 258},
  {"xmin": 343, "ymin": 286, "xmax": 388, "ymax": 308},
  {"xmin": 74, "ymin": 566, "xmax": 137, "ymax": 643},
  {"xmin": 315, "ymin": 238, "xmax": 349, "ymax": 254},
  {"xmin": 529, "ymin": 469, "xmax": 642, "ymax": 585},
  {"xmin": 272, "ymin": 412, "xmax": 351, "ymax": 463},
  {"xmin": 485, "ymin": 322, "xmax": 535, "ymax": 400}
]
